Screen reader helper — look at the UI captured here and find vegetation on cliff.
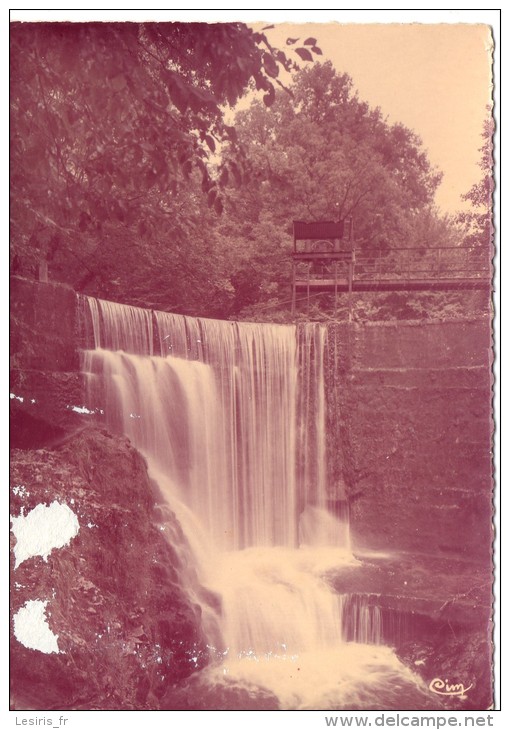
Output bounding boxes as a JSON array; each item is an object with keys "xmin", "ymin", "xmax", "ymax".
[{"xmin": 10, "ymin": 428, "xmax": 210, "ymax": 710}]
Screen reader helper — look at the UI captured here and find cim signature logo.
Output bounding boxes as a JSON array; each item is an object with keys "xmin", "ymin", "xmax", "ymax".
[{"xmin": 429, "ymin": 677, "xmax": 473, "ymax": 697}]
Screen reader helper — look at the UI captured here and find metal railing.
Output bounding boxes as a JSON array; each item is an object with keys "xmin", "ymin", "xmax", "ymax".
[
  {"xmin": 352, "ymin": 245, "xmax": 491, "ymax": 282},
  {"xmin": 290, "ymin": 245, "xmax": 491, "ymax": 312},
  {"xmin": 292, "ymin": 245, "xmax": 491, "ymax": 285}
]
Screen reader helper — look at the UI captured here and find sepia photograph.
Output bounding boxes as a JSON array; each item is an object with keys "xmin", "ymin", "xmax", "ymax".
[{"xmin": 9, "ymin": 9, "xmax": 498, "ymax": 716}]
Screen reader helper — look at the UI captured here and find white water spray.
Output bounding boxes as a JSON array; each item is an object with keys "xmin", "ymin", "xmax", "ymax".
[{"xmin": 80, "ymin": 297, "xmax": 427, "ymax": 709}]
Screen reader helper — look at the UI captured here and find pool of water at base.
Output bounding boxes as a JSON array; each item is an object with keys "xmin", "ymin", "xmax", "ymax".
[{"xmin": 163, "ymin": 644, "xmax": 438, "ymax": 711}]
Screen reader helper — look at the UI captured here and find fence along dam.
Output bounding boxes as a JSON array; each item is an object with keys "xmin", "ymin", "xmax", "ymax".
[{"xmin": 80, "ymin": 296, "xmax": 434, "ymax": 710}]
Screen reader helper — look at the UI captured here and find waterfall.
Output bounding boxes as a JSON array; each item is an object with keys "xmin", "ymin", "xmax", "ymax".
[
  {"xmin": 82, "ymin": 298, "xmax": 337, "ymax": 552},
  {"xmin": 80, "ymin": 296, "xmax": 429, "ymax": 710}
]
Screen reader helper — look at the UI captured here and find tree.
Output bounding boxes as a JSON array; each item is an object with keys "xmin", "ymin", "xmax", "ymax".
[
  {"xmin": 217, "ymin": 62, "xmax": 443, "ymax": 315},
  {"xmin": 10, "ymin": 21, "xmax": 320, "ymax": 308},
  {"xmin": 456, "ymin": 115, "xmax": 494, "ymax": 250}
]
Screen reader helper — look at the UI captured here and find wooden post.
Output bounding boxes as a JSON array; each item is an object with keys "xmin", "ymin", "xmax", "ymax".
[
  {"xmin": 291, "ymin": 262, "xmax": 296, "ymax": 315},
  {"xmin": 307, "ymin": 261, "xmax": 311, "ymax": 311},
  {"xmin": 348, "ymin": 254, "xmax": 354, "ymax": 322},
  {"xmin": 335, "ymin": 260, "xmax": 338, "ymax": 314}
]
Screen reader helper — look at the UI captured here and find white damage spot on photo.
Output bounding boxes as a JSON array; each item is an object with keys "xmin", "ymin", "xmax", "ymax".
[
  {"xmin": 13, "ymin": 600, "xmax": 60, "ymax": 654},
  {"xmin": 12, "ymin": 484, "xmax": 29, "ymax": 498},
  {"xmin": 67, "ymin": 404, "xmax": 94, "ymax": 414},
  {"xmin": 10, "ymin": 501, "xmax": 80, "ymax": 569}
]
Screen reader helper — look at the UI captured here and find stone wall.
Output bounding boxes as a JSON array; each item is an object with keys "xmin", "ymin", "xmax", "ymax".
[
  {"xmin": 323, "ymin": 318, "xmax": 493, "ymax": 709},
  {"xmin": 326, "ymin": 319, "xmax": 493, "ymax": 561},
  {"xmin": 10, "ymin": 276, "xmax": 86, "ymax": 447}
]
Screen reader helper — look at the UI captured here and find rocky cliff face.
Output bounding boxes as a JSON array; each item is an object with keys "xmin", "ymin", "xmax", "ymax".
[{"xmin": 10, "ymin": 428, "xmax": 209, "ymax": 710}]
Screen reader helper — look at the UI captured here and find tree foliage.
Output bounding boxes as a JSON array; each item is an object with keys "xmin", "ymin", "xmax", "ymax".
[
  {"xmin": 238, "ymin": 65, "xmax": 440, "ymax": 223},
  {"xmin": 11, "ymin": 24, "xmax": 455, "ymax": 320},
  {"xmin": 455, "ymin": 115, "xmax": 494, "ymax": 250},
  {"xmin": 217, "ymin": 62, "xmax": 444, "ymax": 315},
  {"xmin": 10, "ymin": 21, "xmax": 319, "ymax": 310}
]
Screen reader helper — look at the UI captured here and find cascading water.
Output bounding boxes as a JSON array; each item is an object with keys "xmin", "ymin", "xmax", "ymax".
[{"xmin": 80, "ymin": 296, "xmax": 431, "ymax": 710}]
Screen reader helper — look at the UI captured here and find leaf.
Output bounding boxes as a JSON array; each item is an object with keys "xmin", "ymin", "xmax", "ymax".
[
  {"xmin": 261, "ymin": 24, "xmax": 275, "ymax": 31},
  {"xmin": 168, "ymin": 75, "xmax": 190, "ymax": 113},
  {"xmin": 195, "ymin": 158, "xmax": 207, "ymax": 176},
  {"xmin": 230, "ymin": 161, "xmax": 242, "ymax": 186},
  {"xmin": 303, "ymin": 37, "xmax": 317, "ymax": 46},
  {"xmin": 312, "ymin": 46, "xmax": 323, "ymax": 55},
  {"xmin": 207, "ymin": 189, "xmax": 217, "ymax": 207},
  {"xmin": 295, "ymin": 47, "xmax": 314, "ymax": 62},
  {"xmin": 263, "ymin": 84, "xmax": 276, "ymax": 107},
  {"xmin": 66, "ymin": 108, "xmax": 79, "ymax": 126},
  {"xmin": 224, "ymin": 125, "xmax": 237, "ymax": 142},
  {"xmin": 286, "ymin": 37, "xmax": 300, "ymax": 45},
  {"xmin": 189, "ymin": 85, "xmax": 216, "ymax": 106},
  {"xmin": 214, "ymin": 197, "xmax": 223, "ymax": 216},
  {"xmin": 276, "ymin": 50, "xmax": 288, "ymax": 66},
  {"xmin": 254, "ymin": 72, "xmax": 269, "ymax": 91},
  {"xmin": 219, "ymin": 167, "xmax": 229, "ymax": 187},
  {"xmin": 263, "ymin": 52, "xmax": 279, "ymax": 79},
  {"xmin": 205, "ymin": 135, "xmax": 216, "ymax": 153},
  {"xmin": 79, "ymin": 211, "xmax": 91, "ymax": 231}
]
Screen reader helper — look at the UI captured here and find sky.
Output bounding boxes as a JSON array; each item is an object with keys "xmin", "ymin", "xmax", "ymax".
[
  {"xmin": 9, "ymin": 9, "xmax": 497, "ymax": 214},
  {"xmin": 256, "ymin": 21, "xmax": 494, "ymax": 214}
]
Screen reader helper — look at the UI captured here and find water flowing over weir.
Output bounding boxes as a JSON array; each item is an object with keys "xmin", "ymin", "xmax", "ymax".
[
  {"xmin": 80, "ymin": 296, "xmax": 430, "ymax": 710},
  {"xmin": 83, "ymin": 298, "xmax": 337, "ymax": 551}
]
